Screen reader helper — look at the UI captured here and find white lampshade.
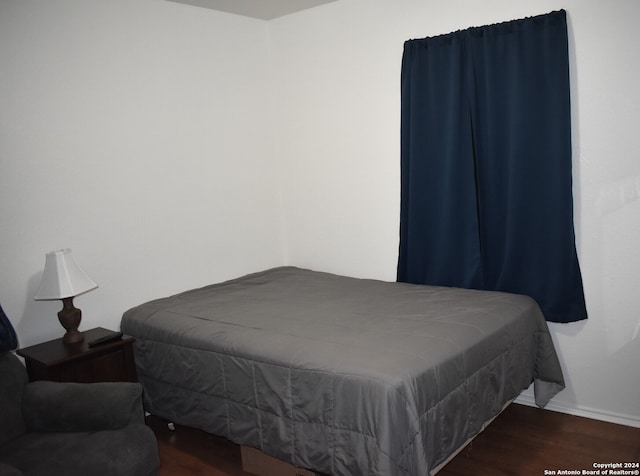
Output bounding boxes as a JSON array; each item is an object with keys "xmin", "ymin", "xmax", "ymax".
[{"xmin": 34, "ymin": 249, "xmax": 98, "ymax": 300}]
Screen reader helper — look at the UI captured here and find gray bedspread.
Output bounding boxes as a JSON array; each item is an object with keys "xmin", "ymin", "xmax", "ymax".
[{"xmin": 121, "ymin": 266, "xmax": 564, "ymax": 475}]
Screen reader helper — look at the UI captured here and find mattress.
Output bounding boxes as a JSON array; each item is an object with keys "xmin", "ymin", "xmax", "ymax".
[{"xmin": 121, "ymin": 266, "xmax": 564, "ymax": 475}]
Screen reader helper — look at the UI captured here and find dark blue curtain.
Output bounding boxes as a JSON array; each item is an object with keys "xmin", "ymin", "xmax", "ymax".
[
  {"xmin": 397, "ymin": 10, "xmax": 587, "ymax": 323},
  {"xmin": 0, "ymin": 304, "xmax": 18, "ymax": 352}
]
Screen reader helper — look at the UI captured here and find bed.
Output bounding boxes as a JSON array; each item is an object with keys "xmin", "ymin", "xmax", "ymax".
[{"xmin": 121, "ymin": 266, "xmax": 564, "ymax": 476}]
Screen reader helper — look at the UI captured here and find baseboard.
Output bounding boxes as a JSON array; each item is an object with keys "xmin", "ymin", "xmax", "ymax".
[{"xmin": 515, "ymin": 394, "xmax": 640, "ymax": 428}]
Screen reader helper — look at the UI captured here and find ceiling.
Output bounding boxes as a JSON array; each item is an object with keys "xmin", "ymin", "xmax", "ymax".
[{"xmin": 165, "ymin": 0, "xmax": 339, "ymax": 20}]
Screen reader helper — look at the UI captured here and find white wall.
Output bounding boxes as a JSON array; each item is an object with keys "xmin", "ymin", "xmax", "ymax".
[
  {"xmin": 0, "ymin": 0, "xmax": 285, "ymax": 346},
  {"xmin": 270, "ymin": 0, "xmax": 640, "ymax": 426},
  {"xmin": 1, "ymin": 0, "xmax": 638, "ymax": 428}
]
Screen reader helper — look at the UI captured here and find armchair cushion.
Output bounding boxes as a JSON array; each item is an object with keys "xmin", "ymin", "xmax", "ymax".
[
  {"xmin": 0, "ymin": 353, "xmax": 27, "ymax": 446},
  {"xmin": 0, "ymin": 424, "xmax": 158, "ymax": 476},
  {"xmin": 22, "ymin": 381, "xmax": 144, "ymax": 432}
]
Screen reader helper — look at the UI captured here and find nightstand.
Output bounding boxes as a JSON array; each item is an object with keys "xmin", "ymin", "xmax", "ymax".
[{"xmin": 16, "ymin": 327, "xmax": 137, "ymax": 383}]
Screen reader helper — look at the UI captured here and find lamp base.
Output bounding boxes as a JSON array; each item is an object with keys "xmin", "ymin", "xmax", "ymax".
[
  {"xmin": 58, "ymin": 297, "xmax": 84, "ymax": 345},
  {"xmin": 62, "ymin": 329, "xmax": 84, "ymax": 344}
]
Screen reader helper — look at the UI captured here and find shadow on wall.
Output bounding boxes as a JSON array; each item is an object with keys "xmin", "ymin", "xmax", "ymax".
[
  {"xmin": 596, "ymin": 174, "xmax": 640, "ymax": 356},
  {"xmin": 15, "ymin": 273, "xmax": 65, "ymax": 348},
  {"xmin": 597, "ymin": 174, "xmax": 640, "ymax": 215},
  {"xmin": 545, "ymin": 319, "xmax": 588, "ymax": 405}
]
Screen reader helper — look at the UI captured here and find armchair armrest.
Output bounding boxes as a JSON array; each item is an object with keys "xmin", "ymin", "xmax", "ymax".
[{"xmin": 22, "ymin": 381, "xmax": 145, "ymax": 433}]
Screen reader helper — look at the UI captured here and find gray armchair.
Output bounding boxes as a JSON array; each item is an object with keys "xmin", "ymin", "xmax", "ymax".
[{"xmin": 0, "ymin": 305, "xmax": 160, "ymax": 476}]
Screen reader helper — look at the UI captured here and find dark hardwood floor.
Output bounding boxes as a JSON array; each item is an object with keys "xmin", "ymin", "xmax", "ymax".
[{"xmin": 147, "ymin": 403, "xmax": 640, "ymax": 475}]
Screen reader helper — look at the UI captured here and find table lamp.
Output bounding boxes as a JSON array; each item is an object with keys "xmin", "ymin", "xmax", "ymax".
[{"xmin": 34, "ymin": 249, "xmax": 98, "ymax": 344}]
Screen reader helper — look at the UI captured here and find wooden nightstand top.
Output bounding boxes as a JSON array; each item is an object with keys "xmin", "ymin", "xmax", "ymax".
[{"xmin": 17, "ymin": 327, "xmax": 134, "ymax": 366}]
